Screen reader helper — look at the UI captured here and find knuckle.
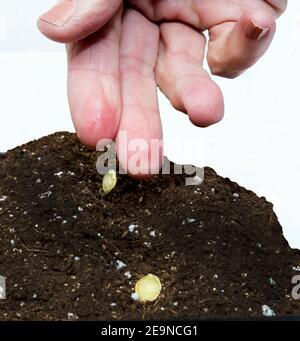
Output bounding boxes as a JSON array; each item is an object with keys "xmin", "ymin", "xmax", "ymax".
[{"xmin": 208, "ymin": 57, "xmax": 240, "ymax": 79}]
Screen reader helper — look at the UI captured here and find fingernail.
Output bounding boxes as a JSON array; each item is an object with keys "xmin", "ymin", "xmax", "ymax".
[
  {"xmin": 245, "ymin": 20, "xmax": 269, "ymax": 40},
  {"xmin": 39, "ymin": 0, "xmax": 76, "ymax": 27}
]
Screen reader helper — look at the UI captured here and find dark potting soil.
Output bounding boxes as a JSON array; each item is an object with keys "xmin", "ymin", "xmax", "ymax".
[{"xmin": 0, "ymin": 132, "xmax": 300, "ymax": 321}]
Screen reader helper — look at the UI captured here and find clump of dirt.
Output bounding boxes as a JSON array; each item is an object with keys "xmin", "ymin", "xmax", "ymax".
[{"xmin": 0, "ymin": 132, "xmax": 299, "ymax": 320}]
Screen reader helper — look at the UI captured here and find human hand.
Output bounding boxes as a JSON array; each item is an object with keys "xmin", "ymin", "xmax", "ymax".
[{"xmin": 38, "ymin": 0, "xmax": 287, "ymax": 176}]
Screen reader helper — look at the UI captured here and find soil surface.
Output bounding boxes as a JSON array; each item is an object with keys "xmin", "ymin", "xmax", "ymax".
[{"xmin": 0, "ymin": 132, "xmax": 299, "ymax": 320}]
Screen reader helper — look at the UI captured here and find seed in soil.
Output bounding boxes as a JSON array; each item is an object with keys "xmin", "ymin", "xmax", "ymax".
[
  {"xmin": 135, "ymin": 274, "xmax": 162, "ymax": 303},
  {"xmin": 102, "ymin": 170, "xmax": 117, "ymax": 194}
]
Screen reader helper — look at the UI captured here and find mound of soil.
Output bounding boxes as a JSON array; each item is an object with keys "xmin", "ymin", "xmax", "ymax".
[{"xmin": 0, "ymin": 132, "xmax": 299, "ymax": 320}]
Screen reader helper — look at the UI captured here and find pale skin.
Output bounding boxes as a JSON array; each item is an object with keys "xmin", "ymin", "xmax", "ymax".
[{"xmin": 38, "ymin": 0, "xmax": 287, "ymax": 177}]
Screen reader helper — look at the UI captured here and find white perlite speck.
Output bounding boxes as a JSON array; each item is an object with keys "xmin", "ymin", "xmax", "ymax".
[
  {"xmin": 78, "ymin": 206, "xmax": 83, "ymax": 212},
  {"xmin": 115, "ymin": 260, "xmax": 127, "ymax": 271},
  {"xmin": 39, "ymin": 191, "xmax": 52, "ymax": 199},
  {"xmin": 128, "ymin": 224, "xmax": 138, "ymax": 233},
  {"xmin": 0, "ymin": 195, "xmax": 7, "ymax": 202},
  {"xmin": 150, "ymin": 230, "xmax": 156, "ymax": 237},
  {"xmin": 269, "ymin": 278, "xmax": 276, "ymax": 287},
  {"xmin": 182, "ymin": 218, "xmax": 196, "ymax": 225},
  {"xmin": 124, "ymin": 271, "xmax": 132, "ymax": 279},
  {"xmin": 0, "ymin": 286, "xmax": 4, "ymax": 299},
  {"xmin": 262, "ymin": 305, "xmax": 275, "ymax": 317},
  {"xmin": 54, "ymin": 171, "xmax": 64, "ymax": 177},
  {"xmin": 233, "ymin": 193, "xmax": 240, "ymax": 198},
  {"xmin": 67, "ymin": 312, "xmax": 76, "ymax": 320},
  {"xmin": 131, "ymin": 293, "xmax": 140, "ymax": 301},
  {"xmin": 0, "ymin": 275, "xmax": 6, "ymax": 300},
  {"xmin": 292, "ymin": 266, "xmax": 300, "ymax": 272}
]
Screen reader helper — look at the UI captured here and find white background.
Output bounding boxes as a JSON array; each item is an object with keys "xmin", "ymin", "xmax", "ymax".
[{"xmin": 0, "ymin": 1, "xmax": 299, "ymax": 247}]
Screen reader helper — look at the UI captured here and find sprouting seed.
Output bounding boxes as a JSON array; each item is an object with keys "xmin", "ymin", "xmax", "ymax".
[
  {"xmin": 135, "ymin": 274, "xmax": 162, "ymax": 303},
  {"xmin": 102, "ymin": 170, "xmax": 117, "ymax": 194}
]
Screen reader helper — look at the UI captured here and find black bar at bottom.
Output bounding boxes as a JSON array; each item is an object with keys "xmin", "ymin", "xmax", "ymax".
[{"xmin": 0, "ymin": 318, "xmax": 299, "ymax": 338}]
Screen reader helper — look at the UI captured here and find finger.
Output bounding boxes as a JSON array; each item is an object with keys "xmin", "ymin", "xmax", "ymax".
[
  {"xmin": 265, "ymin": 0, "xmax": 288, "ymax": 16},
  {"xmin": 67, "ymin": 8, "xmax": 122, "ymax": 147},
  {"xmin": 207, "ymin": 9, "xmax": 276, "ymax": 79},
  {"xmin": 38, "ymin": 0, "xmax": 122, "ymax": 43},
  {"xmin": 116, "ymin": 10, "xmax": 163, "ymax": 178},
  {"xmin": 156, "ymin": 22, "xmax": 224, "ymax": 128}
]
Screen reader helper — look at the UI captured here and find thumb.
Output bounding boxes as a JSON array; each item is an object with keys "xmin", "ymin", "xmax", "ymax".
[{"xmin": 38, "ymin": 0, "xmax": 122, "ymax": 43}]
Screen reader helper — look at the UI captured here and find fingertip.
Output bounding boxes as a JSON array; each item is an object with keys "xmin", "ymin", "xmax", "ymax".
[
  {"xmin": 37, "ymin": 0, "xmax": 123, "ymax": 43},
  {"xmin": 208, "ymin": 9, "xmax": 276, "ymax": 79},
  {"xmin": 242, "ymin": 9, "xmax": 276, "ymax": 41},
  {"xmin": 118, "ymin": 148, "xmax": 163, "ymax": 180},
  {"xmin": 37, "ymin": 19, "xmax": 74, "ymax": 43},
  {"xmin": 182, "ymin": 80, "xmax": 224, "ymax": 128},
  {"xmin": 116, "ymin": 129, "xmax": 164, "ymax": 179},
  {"xmin": 73, "ymin": 104, "xmax": 120, "ymax": 149}
]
